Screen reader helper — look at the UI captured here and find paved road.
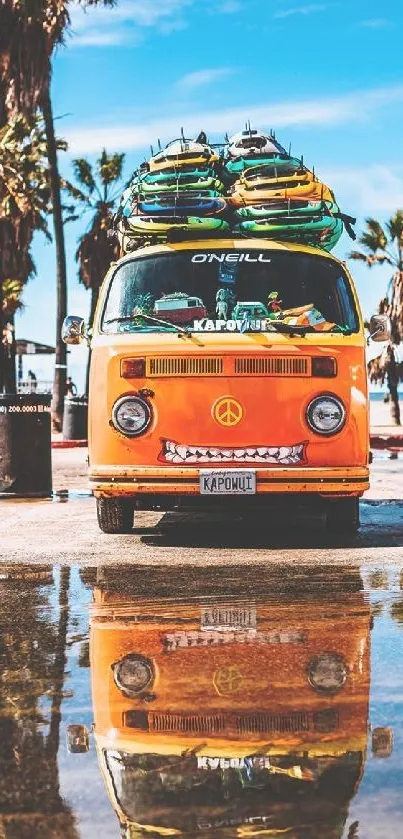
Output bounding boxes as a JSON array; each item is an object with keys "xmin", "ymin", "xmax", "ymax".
[
  {"xmin": 1, "ymin": 447, "xmax": 402, "ymax": 564},
  {"xmin": 1, "ymin": 493, "xmax": 403, "ymax": 565}
]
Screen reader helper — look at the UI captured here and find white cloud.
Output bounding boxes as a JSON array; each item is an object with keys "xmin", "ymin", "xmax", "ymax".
[
  {"xmin": 221, "ymin": 0, "xmax": 242, "ymax": 11},
  {"xmin": 274, "ymin": 4, "xmax": 329, "ymax": 19},
  {"xmin": 65, "ymin": 84, "xmax": 403, "ymax": 155},
  {"xmin": 70, "ymin": 28, "xmax": 131, "ymax": 47},
  {"xmin": 320, "ymin": 164, "xmax": 403, "ymax": 214},
  {"xmin": 359, "ymin": 18, "xmax": 389, "ymax": 29},
  {"xmin": 177, "ymin": 67, "xmax": 233, "ymax": 91},
  {"xmin": 69, "ymin": 0, "xmax": 194, "ymax": 47}
]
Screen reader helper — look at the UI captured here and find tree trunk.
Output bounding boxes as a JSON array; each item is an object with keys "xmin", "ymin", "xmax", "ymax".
[
  {"xmin": 389, "ymin": 382, "xmax": 401, "ymax": 425},
  {"xmin": 4, "ymin": 315, "xmax": 16, "ymax": 393},
  {"xmin": 85, "ymin": 284, "xmax": 98, "ymax": 396},
  {"xmin": 0, "ymin": 269, "xmax": 4, "ymax": 394},
  {"xmin": 47, "ymin": 567, "xmax": 70, "ymax": 758},
  {"xmin": 42, "ymin": 78, "xmax": 67, "ymax": 432},
  {"xmin": 386, "ymin": 348, "xmax": 401, "ymax": 425}
]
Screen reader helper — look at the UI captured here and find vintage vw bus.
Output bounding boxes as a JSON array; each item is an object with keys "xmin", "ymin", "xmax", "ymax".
[{"xmin": 62, "ymin": 239, "xmax": 389, "ymax": 533}]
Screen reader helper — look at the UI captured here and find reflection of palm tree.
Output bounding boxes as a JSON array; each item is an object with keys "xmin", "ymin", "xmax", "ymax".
[
  {"xmin": 46, "ymin": 567, "xmax": 70, "ymax": 758},
  {"xmin": 368, "ymin": 570, "xmax": 388, "ymax": 590},
  {"xmin": 0, "ymin": 567, "xmax": 79, "ymax": 838},
  {"xmin": 390, "ymin": 600, "xmax": 403, "ymax": 625},
  {"xmin": 371, "ymin": 602, "xmax": 384, "ymax": 619}
]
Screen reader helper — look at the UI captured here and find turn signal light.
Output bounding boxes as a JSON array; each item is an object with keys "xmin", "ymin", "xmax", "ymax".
[
  {"xmin": 312, "ymin": 356, "xmax": 337, "ymax": 377},
  {"xmin": 121, "ymin": 358, "xmax": 146, "ymax": 378}
]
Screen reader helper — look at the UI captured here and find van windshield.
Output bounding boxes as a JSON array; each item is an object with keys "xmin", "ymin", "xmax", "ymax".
[
  {"xmin": 104, "ymin": 749, "xmax": 362, "ymax": 829},
  {"xmin": 101, "ymin": 249, "xmax": 359, "ymax": 335}
]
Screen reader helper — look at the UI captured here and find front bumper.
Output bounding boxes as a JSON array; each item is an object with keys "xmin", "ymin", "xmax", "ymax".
[{"xmin": 90, "ymin": 465, "xmax": 369, "ymax": 498}]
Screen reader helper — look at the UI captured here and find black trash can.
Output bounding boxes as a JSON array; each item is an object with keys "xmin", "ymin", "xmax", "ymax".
[
  {"xmin": 62, "ymin": 396, "xmax": 88, "ymax": 441},
  {"xmin": 0, "ymin": 394, "xmax": 52, "ymax": 497}
]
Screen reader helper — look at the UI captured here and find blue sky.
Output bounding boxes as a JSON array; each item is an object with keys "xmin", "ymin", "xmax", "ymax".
[{"xmin": 19, "ymin": 0, "xmax": 403, "ymax": 389}]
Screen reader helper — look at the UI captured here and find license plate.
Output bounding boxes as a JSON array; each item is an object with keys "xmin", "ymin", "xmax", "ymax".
[
  {"xmin": 199, "ymin": 469, "xmax": 256, "ymax": 495},
  {"xmin": 201, "ymin": 606, "xmax": 257, "ymax": 632}
]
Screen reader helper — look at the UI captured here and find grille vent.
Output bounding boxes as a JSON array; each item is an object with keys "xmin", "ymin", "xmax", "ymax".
[
  {"xmin": 139, "ymin": 711, "xmax": 314, "ymax": 736},
  {"xmin": 147, "ymin": 357, "xmax": 223, "ymax": 377},
  {"xmin": 235, "ymin": 356, "xmax": 310, "ymax": 376},
  {"xmin": 146, "ymin": 355, "xmax": 310, "ymax": 377},
  {"xmin": 150, "ymin": 713, "xmax": 226, "ymax": 735}
]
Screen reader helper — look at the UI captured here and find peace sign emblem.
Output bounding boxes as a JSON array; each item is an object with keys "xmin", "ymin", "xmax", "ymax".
[
  {"xmin": 213, "ymin": 666, "xmax": 244, "ymax": 695},
  {"xmin": 212, "ymin": 396, "xmax": 243, "ymax": 427}
]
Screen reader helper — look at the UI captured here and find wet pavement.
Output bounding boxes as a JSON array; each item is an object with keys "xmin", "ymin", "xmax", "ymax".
[
  {"xmin": 2, "ymin": 497, "xmax": 403, "ymax": 565},
  {"xmin": 0, "ymin": 562, "xmax": 402, "ymax": 838},
  {"xmin": 3, "ymin": 448, "xmax": 403, "ymax": 565}
]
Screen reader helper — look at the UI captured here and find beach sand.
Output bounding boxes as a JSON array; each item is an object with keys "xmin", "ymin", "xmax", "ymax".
[{"xmin": 370, "ymin": 397, "xmax": 403, "ymax": 428}]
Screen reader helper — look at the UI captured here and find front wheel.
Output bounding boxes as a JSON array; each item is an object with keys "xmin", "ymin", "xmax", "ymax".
[
  {"xmin": 96, "ymin": 497, "xmax": 134, "ymax": 534},
  {"xmin": 326, "ymin": 497, "xmax": 359, "ymax": 533}
]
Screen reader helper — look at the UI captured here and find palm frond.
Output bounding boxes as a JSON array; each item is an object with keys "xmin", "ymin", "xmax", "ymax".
[
  {"xmin": 348, "ymin": 250, "xmax": 371, "ymax": 263},
  {"xmin": 367, "ymin": 353, "xmax": 387, "ymax": 385},
  {"xmin": 0, "ymin": 115, "xmax": 52, "ymax": 280},
  {"xmin": 386, "ymin": 210, "xmax": 403, "ymax": 245},
  {"xmin": 359, "ymin": 230, "xmax": 386, "ymax": 253},
  {"xmin": 61, "ymin": 179, "xmax": 88, "ymax": 204},
  {"xmin": 97, "ymin": 150, "xmax": 125, "ymax": 187},
  {"xmin": 72, "ymin": 159, "xmax": 96, "ymax": 194},
  {"xmin": 2, "ymin": 277, "xmax": 26, "ymax": 317},
  {"xmin": 364, "ymin": 217, "xmax": 388, "ymax": 247}
]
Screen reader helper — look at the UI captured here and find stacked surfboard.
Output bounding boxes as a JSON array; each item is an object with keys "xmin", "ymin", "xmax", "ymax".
[
  {"xmin": 116, "ymin": 136, "xmax": 229, "ymax": 252},
  {"xmin": 114, "ymin": 128, "xmax": 353, "ymax": 252},
  {"xmin": 225, "ymin": 130, "xmax": 344, "ymax": 251}
]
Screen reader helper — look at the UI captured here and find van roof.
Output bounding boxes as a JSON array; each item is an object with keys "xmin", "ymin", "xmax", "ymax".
[{"xmin": 113, "ymin": 239, "xmax": 343, "ymax": 269}]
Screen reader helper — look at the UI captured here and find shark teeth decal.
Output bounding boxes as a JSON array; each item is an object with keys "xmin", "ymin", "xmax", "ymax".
[{"xmin": 159, "ymin": 440, "xmax": 308, "ymax": 465}]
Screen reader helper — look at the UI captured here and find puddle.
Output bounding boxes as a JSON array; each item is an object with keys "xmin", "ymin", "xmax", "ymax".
[
  {"xmin": 53, "ymin": 489, "xmax": 93, "ymax": 502},
  {"xmin": 0, "ymin": 563, "xmax": 402, "ymax": 837}
]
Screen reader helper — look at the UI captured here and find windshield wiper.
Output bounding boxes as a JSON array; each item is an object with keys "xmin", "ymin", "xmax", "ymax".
[
  {"xmin": 268, "ymin": 322, "xmax": 351, "ymax": 337},
  {"xmin": 104, "ymin": 313, "xmax": 190, "ymax": 336},
  {"xmin": 265, "ymin": 321, "xmax": 312, "ymax": 336}
]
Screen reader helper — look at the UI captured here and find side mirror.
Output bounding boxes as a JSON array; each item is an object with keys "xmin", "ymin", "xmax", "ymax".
[
  {"xmin": 369, "ymin": 314, "xmax": 391, "ymax": 343},
  {"xmin": 372, "ymin": 726, "xmax": 393, "ymax": 758},
  {"xmin": 62, "ymin": 316, "xmax": 88, "ymax": 345},
  {"xmin": 66, "ymin": 724, "xmax": 90, "ymax": 754}
]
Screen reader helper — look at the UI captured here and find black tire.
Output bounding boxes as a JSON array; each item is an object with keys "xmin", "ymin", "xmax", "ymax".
[
  {"xmin": 326, "ymin": 497, "xmax": 359, "ymax": 533},
  {"xmin": 96, "ymin": 497, "xmax": 134, "ymax": 534}
]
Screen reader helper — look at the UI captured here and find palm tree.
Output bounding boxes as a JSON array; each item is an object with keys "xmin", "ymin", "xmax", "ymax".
[
  {"xmin": 0, "ymin": 0, "xmax": 117, "ymax": 427},
  {"xmin": 348, "ymin": 212, "xmax": 403, "ymax": 424},
  {"xmin": 3, "ymin": 277, "xmax": 25, "ymax": 392},
  {"xmin": 67, "ymin": 151, "xmax": 124, "ymax": 392},
  {"xmin": 0, "ymin": 116, "xmax": 52, "ymax": 393}
]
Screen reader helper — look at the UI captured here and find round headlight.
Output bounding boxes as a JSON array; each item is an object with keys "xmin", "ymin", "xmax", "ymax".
[
  {"xmin": 308, "ymin": 653, "xmax": 348, "ymax": 693},
  {"xmin": 306, "ymin": 395, "xmax": 345, "ymax": 436},
  {"xmin": 112, "ymin": 396, "xmax": 152, "ymax": 437},
  {"xmin": 113, "ymin": 654, "xmax": 154, "ymax": 697}
]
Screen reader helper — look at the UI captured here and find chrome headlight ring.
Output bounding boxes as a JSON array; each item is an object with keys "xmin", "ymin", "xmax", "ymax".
[
  {"xmin": 112, "ymin": 654, "xmax": 155, "ymax": 697},
  {"xmin": 308, "ymin": 653, "xmax": 348, "ymax": 694},
  {"xmin": 306, "ymin": 394, "xmax": 346, "ymax": 436},
  {"xmin": 111, "ymin": 395, "xmax": 152, "ymax": 438}
]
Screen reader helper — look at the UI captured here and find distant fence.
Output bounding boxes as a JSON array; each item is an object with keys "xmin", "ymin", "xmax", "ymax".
[{"xmin": 17, "ymin": 380, "xmax": 53, "ymax": 394}]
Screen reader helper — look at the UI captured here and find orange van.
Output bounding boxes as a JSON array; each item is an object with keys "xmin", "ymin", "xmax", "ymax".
[
  {"xmin": 62, "ymin": 238, "xmax": 390, "ymax": 533},
  {"xmin": 68, "ymin": 574, "xmax": 373, "ymax": 837}
]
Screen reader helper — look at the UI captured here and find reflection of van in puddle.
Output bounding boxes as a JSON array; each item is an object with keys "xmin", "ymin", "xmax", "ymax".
[
  {"xmin": 68, "ymin": 567, "xmax": 390, "ymax": 838},
  {"xmin": 62, "ymin": 239, "xmax": 390, "ymax": 534}
]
